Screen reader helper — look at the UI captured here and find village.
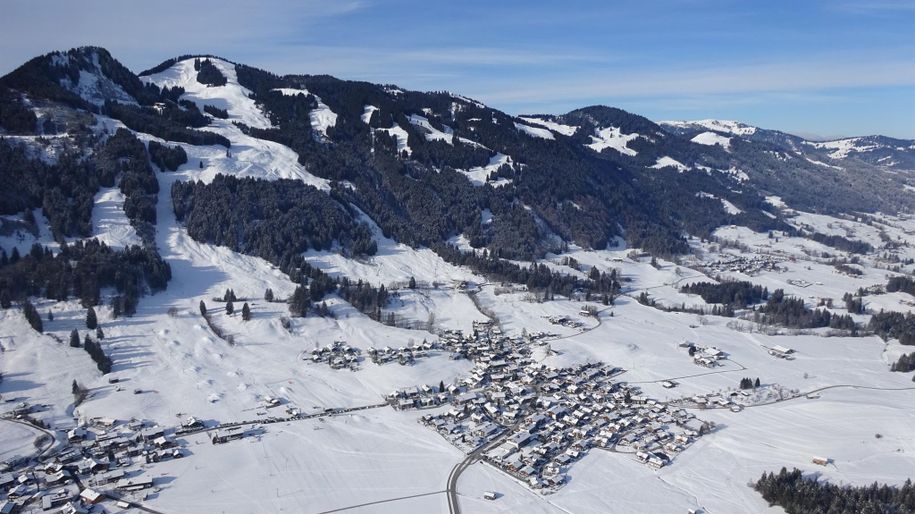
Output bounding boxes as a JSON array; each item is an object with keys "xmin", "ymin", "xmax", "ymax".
[
  {"xmin": 0, "ymin": 410, "xmax": 198, "ymax": 514},
  {"xmin": 694, "ymin": 253, "xmax": 784, "ymax": 276},
  {"xmin": 386, "ymin": 321, "xmax": 712, "ymax": 493},
  {"xmin": 0, "ymin": 317, "xmax": 714, "ymax": 512}
]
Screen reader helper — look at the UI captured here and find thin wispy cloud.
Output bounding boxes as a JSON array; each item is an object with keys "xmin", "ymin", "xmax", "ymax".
[
  {"xmin": 0, "ymin": 0, "xmax": 913, "ymax": 137},
  {"xmin": 471, "ymin": 54, "xmax": 915, "ymax": 105}
]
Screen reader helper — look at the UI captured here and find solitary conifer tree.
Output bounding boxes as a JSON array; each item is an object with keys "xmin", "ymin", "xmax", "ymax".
[{"xmin": 86, "ymin": 306, "xmax": 98, "ymax": 329}]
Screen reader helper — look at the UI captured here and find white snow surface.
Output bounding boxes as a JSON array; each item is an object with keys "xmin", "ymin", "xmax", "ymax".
[
  {"xmin": 458, "ymin": 152, "xmax": 514, "ymax": 187},
  {"xmin": 513, "ymin": 121, "xmax": 555, "ymax": 140},
  {"xmin": 143, "ymin": 58, "xmax": 273, "ymax": 129},
  {"xmin": 804, "ymin": 156, "xmax": 843, "ymax": 170},
  {"xmin": 362, "ymin": 104, "xmax": 379, "ymax": 124},
  {"xmin": 91, "ymin": 187, "xmax": 141, "ymax": 248},
  {"xmin": 691, "ymin": 131, "xmax": 732, "ymax": 149},
  {"xmin": 309, "ymin": 99, "xmax": 338, "ymax": 138},
  {"xmin": 132, "ymin": 62, "xmax": 332, "ymax": 189},
  {"xmin": 376, "ymin": 123, "xmax": 413, "ymax": 155},
  {"xmin": 660, "ymin": 119, "xmax": 758, "ymax": 136},
  {"xmin": 270, "ymin": 87, "xmax": 338, "ymax": 138},
  {"xmin": 407, "ymin": 114, "xmax": 454, "ymax": 144},
  {"xmin": 54, "ymin": 50, "xmax": 135, "ymax": 106},
  {"xmin": 696, "ymin": 192, "xmax": 743, "ymax": 215},
  {"xmin": 650, "ymin": 156, "xmax": 689, "ymax": 172},
  {"xmin": 587, "ymin": 126, "xmax": 641, "ymax": 156},
  {"xmin": 518, "ymin": 116, "xmax": 579, "ymax": 136},
  {"xmin": 804, "ymin": 137, "xmax": 880, "ymax": 159}
]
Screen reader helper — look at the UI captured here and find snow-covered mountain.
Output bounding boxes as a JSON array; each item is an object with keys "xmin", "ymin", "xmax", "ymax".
[
  {"xmin": 3, "ymin": 47, "xmax": 915, "ymax": 262},
  {"xmin": 659, "ymin": 118, "xmax": 915, "ymax": 171},
  {"xmin": 3, "ymin": 47, "xmax": 915, "ymax": 514}
]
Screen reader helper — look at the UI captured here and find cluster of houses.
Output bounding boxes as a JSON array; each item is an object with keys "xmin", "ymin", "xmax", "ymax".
[
  {"xmin": 545, "ymin": 316, "xmax": 584, "ymax": 329},
  {"xmin": 305, "ymin": 341, "xmax": 362, "ymax": 370},
  {"xmin": 390, "ymin": 323, "xmax": 710, "ymax": 492},
  {"xmin": 0, "ymin": 415, "xmax": 193, "ymax": 513},
  {"xmin": 679, "ymin": 342, "xmax": 727, "ymax": 368},
  {"xmin": 674, "ymin": 383, "xmax": 799, "ymax": 411},
  {"xmin": 367, "ymin": 340, "xmax": 439, "ymax": 366},
  {"xmin": 701, "ymin": 254, "xmax": 782, "ymax": 276}
]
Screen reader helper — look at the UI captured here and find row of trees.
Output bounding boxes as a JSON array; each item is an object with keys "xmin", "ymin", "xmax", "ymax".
[
  {"xmin": 100, "ymin": 129, "xmax": 159, "ymax": 238},
  {"xmin": 105, "ymin": 101, "xmax": 230, "ymax": 147},
  {"xmin": 890, "ymin": 353, "xmax": 915, "ymax": 373},
  {"xmin": 204, "ymin": 105, "xmax": 229, "ymax": 119},
  {"xmin": 739, "ymin": 377, "xmax": 761, "ymax": 389},
  {"xmin": 680, "ymin": 280, "xmax": 768, "ymax": 307},
  {"xmin": 433, "ymin": 243, "xmax": 621, "ymax": 300},
  {"xmin": 195, "ymin": 58, "xmax": 227, "ymax": 87},
  {"xmin": 869, "ymin": 311, "xmax": 915, "ymax": 345},
  {"xmin": 148, "ymin": 140, "xmax": 188, "ymax": 171},
  {"xmin": 69, "ymin": 329, "xmax": 112, "ymax": 374},
  {"xmin": 886, "ymin": 276, "xmax": 915, "ymax": 297},
  {"xmin": 755, "ymin": 467, "xmax": 915, "ymax": 514},
  {"xmin": 0, "ymin": 240, "xmax": 171, "ymax": 311},
  {"xmin": 172, "ymin": 175, "xmax": 378, "ymax": 264},
  {"xmin": 753, "ymin": 290, "xmax": 856, "ymax": 331},
  {"xmin": 808, "ymin": 232, "xmax": 874, "ymax": 255}
]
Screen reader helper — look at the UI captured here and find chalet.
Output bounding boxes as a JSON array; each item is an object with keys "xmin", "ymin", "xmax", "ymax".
[
  {"xmin": 44, "ymin": 470, "xmax": 71, "ymax": 485},
  {"xmin": 682, "ymin": 419, "xmax": 709, "ymax": 436},
  {"xmin": 42, "ymin": 492, "xmax": 71, "ymax": 511},
  {"xmin": 116, "ymin": 476, "xmax": 154, "ymax": 491},
  {"xmin": 140, "ymin": 427, "xmax": 165, "ymax": 441},
  {"xmin": 769, "ymin": 345, "xmax": 795, "ymax": 359},
  {"xmin": 79, "ymin": 488, "xmax": 103, "ymax": 505},
  {"xmin": 95, "ymin": 469, "xmax": 126, "ymax": 485},
  {"xmin": 67, "ymin": 427, "xmax": 87, "ymax": 443}
]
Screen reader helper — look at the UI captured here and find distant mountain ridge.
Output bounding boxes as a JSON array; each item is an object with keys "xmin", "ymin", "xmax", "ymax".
[{"xmin": 1, "ymin": 46, "xmax": 914, "ymax": 265}]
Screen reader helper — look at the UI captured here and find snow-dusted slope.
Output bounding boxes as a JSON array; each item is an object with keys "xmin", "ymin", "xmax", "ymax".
[
  {"xmin": 143, "ymin": 58, "xmax": 272, "ymax": 129},
  {"xmin": 514, "ymin": 121, "xmax": 555, "ymax": 140},
  {"xmin": 459, "ymin": 152, "xmax": 514, "ymax": 187},
  {"xmin": 805, "ymin": 137, "xmax": 882, "ymax": 159},
  {"xmin": 518, "ymin": 116, "xmax": 578, "ymax": 136},
  {"xmin": 407, "ymin": 114, "xmax": 454, "ymax": 144},
  {"xmin": 52, "ymin": 49, "xmax": 136, "ymax": 106},
  {"xmin": 270, "ymin": 87, "xmax": 338, "ymax": 138},
  {"xmin": 650, "ymin": 156, "xmax": 689, "ymax": 172},
  {"xmin": 691, "ymin": 131, "xmax": 731, "ymax": 149},
  {"xmin": 376, "ymin": 124, "xmax": 413, "ymax": 155},
  {"xmin": 659, "ymin": 119, "xmax": 757, "ymax": 136},
  {"xmin": 362, "ymin": 104, "xmax": 378, "ymax": 124},
  {"xmin": 587, "ymin": 126, "xmax": 641, "ymax": 156},
  {"xmin": 91, "ymin": 187, "xmax": 141, "ymax": 248},
  {"xmin": 138, "ymin": 61, "xmax": 330, "ymax": 189}
]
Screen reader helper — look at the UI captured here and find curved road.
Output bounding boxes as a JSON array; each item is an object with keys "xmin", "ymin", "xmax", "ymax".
[{"xmin": 446, "ymin": 427, "xmax": 517, "ymax": 514}]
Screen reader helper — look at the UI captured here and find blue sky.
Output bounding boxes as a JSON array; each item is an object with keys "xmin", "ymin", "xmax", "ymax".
[{"xmin": 2, "ymin": 0, "xmax": 914, "ymax": 138}]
